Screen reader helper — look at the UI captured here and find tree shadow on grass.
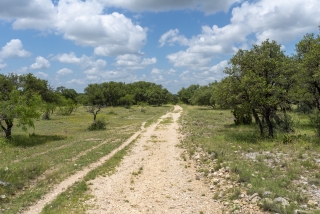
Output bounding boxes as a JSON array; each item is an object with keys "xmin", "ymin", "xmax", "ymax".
[
  {"xmin": 198, "ymin": 107, "xmax": 214, "ymax": 111},
  {"xmin": 9, "ymin": 134, "xmax": 66, "ymax": 147},
  {"xmin": 224, "ymin": 129, "xmax": 261, "ymax": 144}
]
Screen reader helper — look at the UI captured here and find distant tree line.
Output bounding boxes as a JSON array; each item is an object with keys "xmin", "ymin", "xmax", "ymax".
[
  {"xmin": 82, "ymin": 81, "xmax": 173, "ymax": 107},
  {"xmin": 0, "ymin": 74, "xmax": 173, "ymax": 139},
  {"xmin": 178, "ymin": 28, "xmax": 320, "ymax": 138}
]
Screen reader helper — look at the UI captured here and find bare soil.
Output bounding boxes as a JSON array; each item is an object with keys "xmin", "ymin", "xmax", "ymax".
[{"xmin": 86, "ymin": 105, "xmax": 222, "ymax": 213}]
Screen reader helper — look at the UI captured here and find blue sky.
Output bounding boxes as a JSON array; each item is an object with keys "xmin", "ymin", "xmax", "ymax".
[{"xmin": 0, "ymin": 0, "xmax": 319, "ymax": 93}]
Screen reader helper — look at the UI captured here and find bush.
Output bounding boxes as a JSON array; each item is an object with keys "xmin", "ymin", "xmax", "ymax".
[
  {"xmin": 310, "ymin": 110, "xmax": 320, "ymax": 138},
  {"xmin": 295, "ymin": 103, "xmax": 313, "ymax": 114},
  {"xmin": 232, "ymin": 106, "xmax": 252, "ymax": 125},
  {"xmin": 273, "ymin": 112, "xmax": 294, "ymax": 133},
  {"xmin": 87, "ymin": 120, "xmax": 107, "ymax": 131}
]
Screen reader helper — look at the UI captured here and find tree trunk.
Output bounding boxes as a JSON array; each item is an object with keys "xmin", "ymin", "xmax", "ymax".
[
  {"xmin": 252, "ymin": 108, "xmax": 263, "ymax": 136},
  {"xmin": 265, "ymin": 112, "xmax": 274, "ymax": 138},
  {"xmin": 93, "ymin": 113, "xmax": 97, "ymax": 123},
  {"xmin": 1, "ymin": 120, "xmax": 13, "ymax": 139}
]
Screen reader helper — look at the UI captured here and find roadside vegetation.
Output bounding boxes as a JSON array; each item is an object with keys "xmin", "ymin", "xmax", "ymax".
[
  {"xmin": 180, "ymin": 105, "xmax": 320, "ymax": 213},
  {"xmin": 178, "ymin": 27, "xmax": 320, "ymax": 213}
]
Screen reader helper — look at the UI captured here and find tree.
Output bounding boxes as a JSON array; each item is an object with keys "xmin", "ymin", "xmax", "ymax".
[
  {"xmin": 190, "ymin": 82, "xmax": 217, "ymax": 108},
  {"xmin": 178, "ymin": 84, "xmax": 200, "ymax": 104},
  {"xmin": 218, "ymin": 40, "xmax": 293, "ymax": 137},
  {"xmin": 295, "ymin": 32, "xmax": 320, "ymax": 110},
  {"xmin": 0, "ymin": 74, "xmax": 43, "ymax": 139}
]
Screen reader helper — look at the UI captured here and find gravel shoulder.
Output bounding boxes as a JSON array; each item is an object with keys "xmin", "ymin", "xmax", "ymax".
[{"xmin": 86, "ymin": 105, "xmax": 222, "ymax": 213}]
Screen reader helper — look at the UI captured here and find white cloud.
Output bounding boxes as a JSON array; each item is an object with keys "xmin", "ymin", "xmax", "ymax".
[
  {"xmin": 102, "ymin": 0, "xmax": 241, "ymax": 14},
  {"xmin": 162, "ymin": 0, "xmax": 320, "ymax": 72},
  {"xmin": 36, "ymin": 71, "xmax": 48, "ymax": 79},
  {"xmin": 114, "ymin": 54, "xmax": 156, "ymax": 70},
  {"xmin": 53, "ymin": 52, "xmax": 81, "ymax": 64},
  {"xmin": 66, "ymin": 78, "xmax": 86, "ymax": 85},
  {"xmin": 57, "ymin": 68, "xmax": 73, "ymax": 76},
  {"xmin": 14, "ymin": 66, "xmax": 29, "ymax": 74},
  {"xmin": 0, "ymin": 39, "xmax": 31, "ymax": 58},
  {"xmin": 0, "ymin": 63, "xmax": 7, "ymax": 69},
  {"xmin": 54, "ymin": 53, "xmax": 107, "ymax": 75},
  {"xmin": 141, "ymin": 57, "xmax": 157, "ymax": 65},
  {"xmin": 151, "ymin": 68, "xmax": 162, "ymax": 74},
  {"xmin": 0, "ymin": 0, "xmax": 56, "ymax": 31},
  {"xmin": 1, "ymin": 1, "xmax": 147, "ymax": 56},
  {"xmin": 167, "ymin": 51, "xmax": 212, "ymax": 69},
  {"xmin": 30, "ymin": 56, "xmax": 50, "ymax": 70},
  {"xmin": 159, "ymin": 29, "xmax": 188, "ymax": 47}
]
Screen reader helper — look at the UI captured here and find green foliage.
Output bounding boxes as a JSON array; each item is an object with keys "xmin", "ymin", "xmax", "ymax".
[
  {"xmin": 84, "ymin": 81, "xmax": 172, "ymax": 107},
  {"xmin": 190, "ymin": 82, "xmax": 217, "ymax": 108},
  {"xmin": 310, "ymin": 110, "xmax": 320, "ymax": 138},
  {"xmin": 178, "ymin": 84, "xmax": 200, "ymax": 104},
  {"xmin": 232, "ymin": 105, "xmax": 252, "ymax": 125},
  {"xmin": 87, "ymin": 119, "xmax": 107, "ymax": 131},
  {"xmin": 295, "ymin": 103, "xmax": 313, "ymax": 114},
  {"xmin": 295, "ymin": 32, "xmax": 320, "ymax": 110},
  {"xmin": 215, "ymin": 40, "xmax": 295, "ymax": 137},
  {"xmin": 273, "ymin": 112, "xmax": 294, "ymax": 133}
]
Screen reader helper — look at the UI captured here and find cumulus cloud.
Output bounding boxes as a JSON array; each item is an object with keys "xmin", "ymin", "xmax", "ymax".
[
  {"xmin": 0, "ymin": 0, "xmax": 56, "ymax": 30},
  {"xmin": 162, "ymin": 0, "xmax": 320, "ymax": 72},
  {"xmin": 53, "ymin": 52, "xmax": 107, "ymax": 75},
  {"xmin": 0, "ymin": 63, "xmax": 7, "ymax": 69},
  {"xmin": 159, "ymin": 29, "xmax": 188, "ymax": 47},
  {"xmin": 36, "ymin": 71, "xmax": 48, "ymax": 79},
  {"xmin": 114, "ymin": 54, "xmax": 157, "ymax": 70},
  {"xmin": 1, "ymin": 0, "xmax": 147, "ymax": 56},
  {"xmin": 151, "ymin": 68, "xmax": 162, "ymax": 74},
  {"xmin": 53, "ymin": 52, "xmax": 81, "ymax": 64},
  {"xmin": 102, "ymin": 0, "xmax": 241, "ymax": 14},
  {"xmin": 57, "ymin": 68, "xmax": 73, "ymax": 76},
  {"xmin": 0, "ymin": 39, "xmax": 31, "ymax": 58},
  {"xmin": 30, "ymin": 56, "xmax": 50, "ymax": 70}
]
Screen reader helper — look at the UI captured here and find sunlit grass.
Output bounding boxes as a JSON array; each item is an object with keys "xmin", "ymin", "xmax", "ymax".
[
  {"xmin": 179, "ymin": 105, "xmax": 320, "ymax": 213},
  {"xmin": 0, "ymin": 105, "xmax": 171, "ymax": 213}
]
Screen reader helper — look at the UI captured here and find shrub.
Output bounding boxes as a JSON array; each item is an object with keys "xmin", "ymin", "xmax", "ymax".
[
  {"xmin": 87, "ymin": 119, "xmax": 107, "ymax": 131},
  {"xmin": 295, "ymin": 103, "xmax": 313, "ymax": 114},
  {"xmin": 310, "ymin": 110, "xmax": 320, "ymax": 138},
  {"xmin": 273, "ymin": 112, "xmax": 294, "ymax": 133},
  {"xmin": 232, "ymin": 105, "xmax": 252, "ymax": 125}
]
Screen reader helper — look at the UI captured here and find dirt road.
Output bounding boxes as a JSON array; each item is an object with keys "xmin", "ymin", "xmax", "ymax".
[
  {"xmin": 24, "ymin": 105, "xmax": 222, "ymax": 213},
  {"xmin": 87, "ymin": 105, "xmax": 222, "ymax": 213}
]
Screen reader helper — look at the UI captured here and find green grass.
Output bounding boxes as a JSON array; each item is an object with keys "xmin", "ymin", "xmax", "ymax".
[
  {"xmin": 179, "ymin": 105, "xmax": 320, "ymax": 214},
  {"xmin": 0, "ymin": 105, "xmax": 171, "ymax": 213}
]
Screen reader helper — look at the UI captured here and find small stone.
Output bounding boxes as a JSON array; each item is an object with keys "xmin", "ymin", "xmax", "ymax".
[
  {"xmin": 247, "ymin": 184, "xmax": 252, "ymax": 188},
  {"xmin": 249, "ymin": 193, "xmax": 259, "ymax": 201},
  {"xmin": 300, "ymin": 205, "xmax": 308, "ymax": 209},
  {"xmin": 195, "ymin": 175, "xmax": 200, "ymax": 180},
  {"xmin": 0, "ymin": 195, "xmax": 5, "ymax": 199},
  {"xmin": 294, "ymin": 210, "xmax": 308, "ymax": 214},
  {"xmin": 224, "ymin": 202, "xmax": 229, "ymax": 206},
  {"xmin": 225, "ymin": 174, "xmax": 230, "ymax": 179},
  {"xmin": 212, "ymin": 178, "xmax": 220, "ymax": 184},
  {"xmin": 233, "ymin": 200, "xmax": 240, "ymax": 204},
  {"xmin": 307, "ymin": 200, "xmax": 316, "ymax": 207},
  {"xmin": 209, "ymin": 185, "xmax": 214, "ymax": 190},
  {"xmin": 263, "ymin": 191, "xmax": 272, "ymax": 197},
  {"xmin": 274, "ymin": 197, "xmax": 289, "ymax": 207}
]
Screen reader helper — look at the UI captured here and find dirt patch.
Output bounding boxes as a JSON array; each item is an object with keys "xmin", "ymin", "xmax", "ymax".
[{"xmin": 86, "ymin": 105, "xmax": 222, "ymax": 213}]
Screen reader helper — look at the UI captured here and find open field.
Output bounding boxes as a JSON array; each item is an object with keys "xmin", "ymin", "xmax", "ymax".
[
  {"xmin": 0, "ymin": 105, "xmax": 172, "ymax": 214},
  {"xmin": 179, "ymin": 105, "xmax": 320, "ymax": 213}
]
